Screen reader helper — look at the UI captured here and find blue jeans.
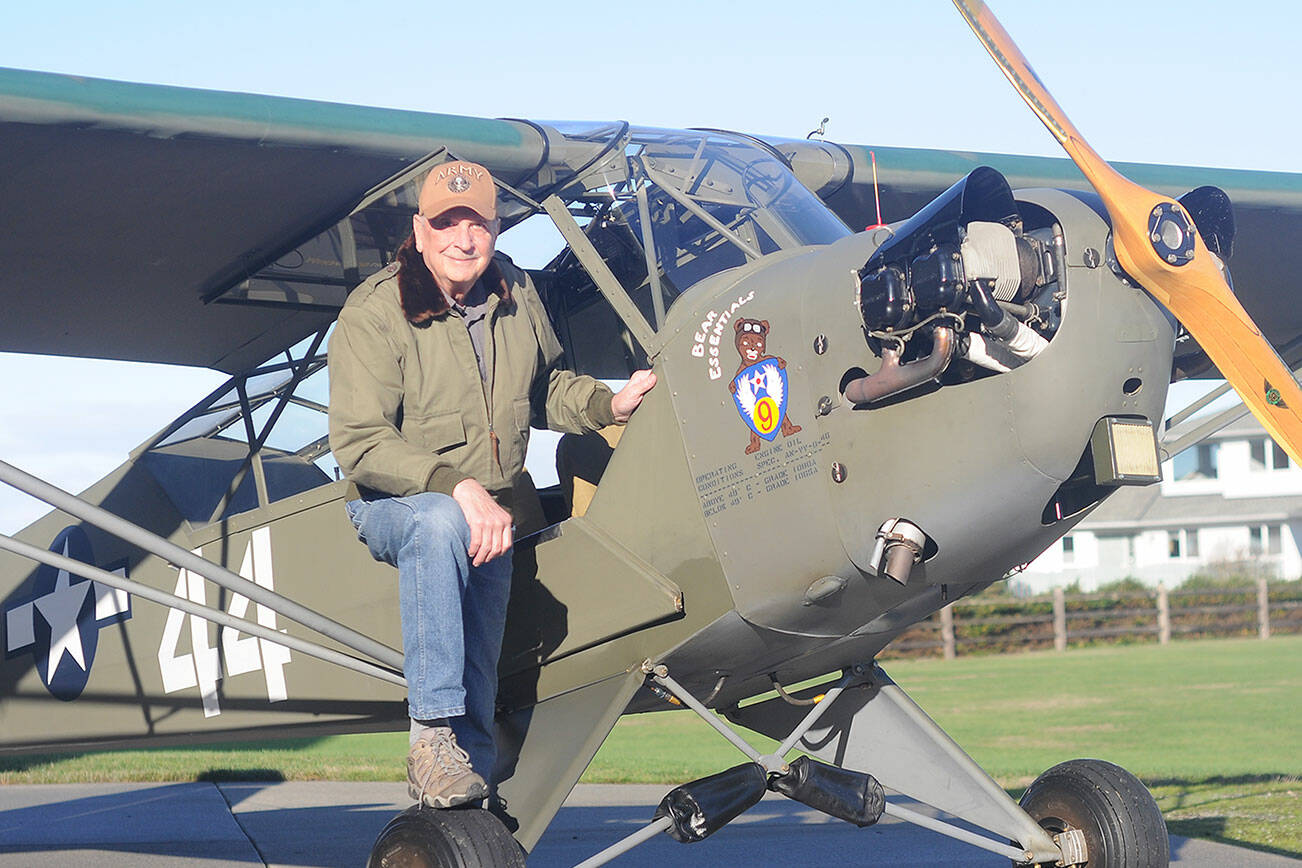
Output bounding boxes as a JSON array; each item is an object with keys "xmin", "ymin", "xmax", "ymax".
[{"xmin": 345, "ymin": 492, "xmax": 512, "ymax": 781}]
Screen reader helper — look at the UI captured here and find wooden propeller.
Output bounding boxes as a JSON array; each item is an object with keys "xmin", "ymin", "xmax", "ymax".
[{"xmin": 953, "ymin": 0, "xmax": 1302, "ymax": 465}]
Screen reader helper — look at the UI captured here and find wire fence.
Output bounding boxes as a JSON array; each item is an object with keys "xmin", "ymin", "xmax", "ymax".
[{"xmin": 880, "ymin": 578, "xmax": 1302, "ymax": 660}]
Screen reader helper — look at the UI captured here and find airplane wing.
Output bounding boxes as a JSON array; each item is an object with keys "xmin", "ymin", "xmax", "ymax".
[
  {"xmin": 3, "ymin": 65, "xmax": 1299, "ymax": 375},
  {"xmin": 0, "ymin": 67, "xmax": 545, "ymax": 373}
]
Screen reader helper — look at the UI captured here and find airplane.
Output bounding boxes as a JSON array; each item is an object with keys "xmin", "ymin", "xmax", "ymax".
[{"xmin": 2, "ymin": 1, "xmax": 1301, "ymax": 864}]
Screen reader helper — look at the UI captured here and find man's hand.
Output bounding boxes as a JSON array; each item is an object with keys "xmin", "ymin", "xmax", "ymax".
[
  {"xmin": 611, "ymin": 370, "xmax": 657, "ymax": 423},
  {"xmin": 452, "ymin": 478, "xmax": 513, "ymax": 566}
]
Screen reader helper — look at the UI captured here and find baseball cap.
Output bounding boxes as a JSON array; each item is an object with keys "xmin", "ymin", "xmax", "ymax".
[{"xmin": 418, "ymin": 161, "xmax": 498, "ymax": 221}]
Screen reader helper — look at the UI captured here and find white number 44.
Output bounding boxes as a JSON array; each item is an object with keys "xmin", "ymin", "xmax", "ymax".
[{"xmin": 158, "ymin": 527, "xmax": 292, "ymax": 717}]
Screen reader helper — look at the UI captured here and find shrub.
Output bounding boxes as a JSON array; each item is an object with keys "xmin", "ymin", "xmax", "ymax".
[{"xmin": 878, "ymin": 579, "xmax": 1301, "ymax": 660}]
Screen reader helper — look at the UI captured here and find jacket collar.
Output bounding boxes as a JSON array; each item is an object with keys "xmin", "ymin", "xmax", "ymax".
[{"xmin": 394, "ymin": 234, "xmax": 512, "ymax": 324}]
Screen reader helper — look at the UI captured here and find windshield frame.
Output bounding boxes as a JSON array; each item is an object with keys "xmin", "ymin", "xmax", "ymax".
[{"xmin": 504, "ymin": 124, "xmax": 849, "ymax": 346}]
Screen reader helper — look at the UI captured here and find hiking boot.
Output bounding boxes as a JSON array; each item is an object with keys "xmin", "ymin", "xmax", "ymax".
[{"xmin": 407, "ymin": 727, "xmax": 488, "ymax": 809}]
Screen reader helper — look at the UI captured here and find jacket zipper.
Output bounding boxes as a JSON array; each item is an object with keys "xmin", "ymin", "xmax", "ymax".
[{"xmin": 485, "ymin": 298, "xmax": 503, "ymax": 479}]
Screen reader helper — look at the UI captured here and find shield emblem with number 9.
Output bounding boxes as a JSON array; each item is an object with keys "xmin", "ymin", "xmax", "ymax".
[{"xmin": 732, "ymin": 360, "xmax": 787, "ymax": 442}]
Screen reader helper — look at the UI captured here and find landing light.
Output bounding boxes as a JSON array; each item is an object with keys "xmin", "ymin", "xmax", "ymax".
[{"xmin": 1090, "ymin": 417, "xmax": 1161, "ymax": 485}]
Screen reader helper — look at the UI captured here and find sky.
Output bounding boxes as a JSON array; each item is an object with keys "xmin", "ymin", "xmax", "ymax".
[{"xmin": 1, "ymin": 0, "xmax": 1298, "ymax": 533}]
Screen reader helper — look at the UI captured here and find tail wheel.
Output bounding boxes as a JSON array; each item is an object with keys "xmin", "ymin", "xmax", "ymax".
[
  {"xmin": 367, "ymin": 805, "xmax": 525, "ymax": 868},
  {"xmin": 1018, "ymin": 759, "xmax": 1168, "ymax": 867}
]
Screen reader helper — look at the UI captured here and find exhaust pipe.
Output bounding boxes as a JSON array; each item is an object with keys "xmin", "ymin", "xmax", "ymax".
[{"xmin": 843, "ymin": 326, "xmax": 955, "ymax": 406}]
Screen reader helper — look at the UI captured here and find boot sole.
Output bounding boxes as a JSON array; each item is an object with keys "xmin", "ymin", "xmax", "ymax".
[{"xmin": 410, "ymin": 780, "xmax": 489, "ymax": 809}]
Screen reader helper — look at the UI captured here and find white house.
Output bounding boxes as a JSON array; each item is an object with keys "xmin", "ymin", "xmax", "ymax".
[{"xmin": 1020, "ymin": 417, "xmax": 1302, "ymax": 593}]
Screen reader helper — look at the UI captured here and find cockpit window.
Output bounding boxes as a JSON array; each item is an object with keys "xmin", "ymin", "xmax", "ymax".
[
  {"xmin": 508, "ymin": 126, "xmax": 849, "ymax": 332},
  {"xmin": 140, "ymin": 330, "xmax": 335, "ymax": 527}
]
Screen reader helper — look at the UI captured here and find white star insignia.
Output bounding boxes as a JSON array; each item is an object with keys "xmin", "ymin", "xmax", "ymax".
[{"xmin": 32, "ymin": 542, "xmax": 91, "ymax": 675}]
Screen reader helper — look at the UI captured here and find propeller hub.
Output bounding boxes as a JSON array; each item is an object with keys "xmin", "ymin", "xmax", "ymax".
[{"xmin": 1147, "ymin": 202, "xmax": 1196, "ymax": 266}]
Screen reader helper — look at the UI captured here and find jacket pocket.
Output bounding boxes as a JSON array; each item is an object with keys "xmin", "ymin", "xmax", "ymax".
[
  {"xmin": 512, "ymin": 396, "xmax": 533, "ymax": 435},
  {"xmin": 500, "ymin": 396, "xmax": 533, "ymax": 479},
  {"xmin": 402, "ymin": 410, "xmax": 468, "ymax": 454}
]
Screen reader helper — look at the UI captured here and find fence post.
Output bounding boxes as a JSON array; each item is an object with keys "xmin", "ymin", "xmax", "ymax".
[
  {"xmin": 1257, "ymin": 578, "xmax": 1270, "ymax": 640},
  {"xmin": 1157, "ymin": 582, "xmax": 1170, "ymax": 645},
  {"xmin": 940, "ymin": 604, "xmax": 956, "ymax": 660},
  {"xmin": 1053, "ymin": 586, "xmax": 1066, "ymax": 652}
]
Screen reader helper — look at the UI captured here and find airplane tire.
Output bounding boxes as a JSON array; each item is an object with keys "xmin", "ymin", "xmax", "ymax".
[
  {"xmin": 366, "ymin": 805, "xmax": 525, "ymax": 868},
  {"xmin": 1017, "ymin": 759, "xmax": 1168, "ymax": 867}
]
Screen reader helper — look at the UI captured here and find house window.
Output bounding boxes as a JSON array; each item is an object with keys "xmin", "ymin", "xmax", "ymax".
[
  {"xmin": 1173, "ymin": 442, "xmax": 1218, "ymax": 480},
  {"xmin": 1168, "ymin": 528, "xmax": 1199, "ymax": 559},
  {"xmin": 1253, "ymin": 438, "xmax": 1291, "ymax": 471},
  {"xmin": 1250, "ymin": 438, "xmax": 1267, "ymax": 471},
  {"xmin": 1249, "ymin": 525, "xmax": 1284, "ymax": 557},
  {"xmin": 1062, "ymin": 535, "xmax": 1075, "ymax": 564}
]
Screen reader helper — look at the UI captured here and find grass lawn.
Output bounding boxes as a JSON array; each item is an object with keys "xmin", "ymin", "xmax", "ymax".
[{"xmin": 2, "ymin": 636, "xmax": 1298, "ymax": 857}]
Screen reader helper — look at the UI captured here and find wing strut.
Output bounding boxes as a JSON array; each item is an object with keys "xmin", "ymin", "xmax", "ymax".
[
  {"xmin": 0, "ymin": 531, "xmax": 404, "ymax": 686},
  {"xmin": 0, "ymin": 457, "xmax": 405, "ymax": 672},
  {"xmin": 1160, "ymin": 359, "xmax": 1302, "ymax": 458}
]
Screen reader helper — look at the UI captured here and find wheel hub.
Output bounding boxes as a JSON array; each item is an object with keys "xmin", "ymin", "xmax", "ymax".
[{"xmin": 1052, "ymin": 827, "xmax": 1089, "ymax": 866}]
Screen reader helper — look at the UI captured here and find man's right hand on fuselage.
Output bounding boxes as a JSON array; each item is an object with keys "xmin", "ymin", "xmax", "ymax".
[{"xmin": 452, "ymin": 477, "xmax": 514, "ymax": 566}]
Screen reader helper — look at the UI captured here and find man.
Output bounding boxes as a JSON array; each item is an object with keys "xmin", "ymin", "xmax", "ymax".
[{"xmin": 328, "ymin": 161, "xmax": 655, "ymax": 809}]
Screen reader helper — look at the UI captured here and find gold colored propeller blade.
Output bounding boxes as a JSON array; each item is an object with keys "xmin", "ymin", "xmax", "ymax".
[{"xmin": 953, "ymin": 0, "xmax": 1302, "ymax": 466}]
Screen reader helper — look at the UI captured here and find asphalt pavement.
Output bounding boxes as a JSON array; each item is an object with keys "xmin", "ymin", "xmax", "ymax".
[{"xmin": 0, "ymin": 781, "xmax": 1296, "ymax": 867}]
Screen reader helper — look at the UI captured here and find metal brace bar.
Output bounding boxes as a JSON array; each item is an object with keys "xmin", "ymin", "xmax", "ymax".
[
  {"xmin": 0, "ymin": 532, "xmax": 405, "ymax": 687},
  {"xmin": 287, "ymin": 395, "xmax": 329, "ymax": 414},
  {"xmin": 572, "ymin": 816, "xmax": 673, "ymax": 868},
  {"xmin": 627, "ymin": 666, "xmax": 1037, "ymax": 863},
  {"xmin": 566, "ymin": 791, "xmax": 1035, "ymax": 868},
  {"xmin": 1162, "ymin": 361, "xmax": 1302, "ymax": 458},
  {"xmin": 208, "ymin": 331, "xmax": 331, "ymax": 524},
  {"xmin": 1165, "ymin": 379, "xmax": 1234, "ymax": 430},
  {"xmin": 1161, "ymin": 402, "xmax": 1251, "ymax": 460},
  {"xmin": 0, "ymin": 458, "xmax": 405, "ymax": 672},
  {"xmin": 883, "ymin": 800, "xmax": 1032, "ymax": 863},
  {"xmin": 774, "ymin": 672, "xmax": 852, "ymax": 757},
  {"xmin": 635, "ymin": 181, "xmax": 668, "ymax": 330},
  {"xmin": 234, "ymin": 354, "xmax": 328, "ymax": 379},
  {"xmin": 640, "ymin": 163, "xmax": 762, "ymax": 260},
  {"xmin": 541, "ymin": 194, "xmax": 657, "ymax": 353},
  {"xmin": 338, "ymin": 210, "xmax": 360, "ymax": 287},
  {"xmin": 234, "ymin": 381, "xmax": 270, "ymax": 509},
  {"xmin": 248, "ymin": 329, "xmax": 328, "ymax": 458},
  {"xmin": 349, "ymin": 147, "xmax": 447, "ymax": 216},
  {"xmin": 494, "ymin": 176, "xmax": 544, "ymax": 213},
  {"xmin": 651, "ymin": 670, "xmax": 761, "ymax": 762},
  {"xmin": 249, "ymin": 452, "xmax": 271, "ymax": 513},
  {"xmin": 138, "ymin": 355, "xmax": 324, "ymax": 459}
]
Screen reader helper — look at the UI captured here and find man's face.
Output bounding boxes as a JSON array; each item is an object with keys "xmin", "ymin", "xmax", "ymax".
[{"xmin": 412, "ymin": 206, "xmax": 499, "ymax": 296}]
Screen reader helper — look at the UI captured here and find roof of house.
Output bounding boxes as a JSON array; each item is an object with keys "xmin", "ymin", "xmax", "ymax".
[{"xmin": 1080, "ymin": 484, "xmax": 1302, "ymax": 530}]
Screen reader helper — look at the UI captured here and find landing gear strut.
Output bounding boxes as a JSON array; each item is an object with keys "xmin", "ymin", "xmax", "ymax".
[{"xmin": 574, "ymin": 661, "xmax": 1045, "ymax": 866}]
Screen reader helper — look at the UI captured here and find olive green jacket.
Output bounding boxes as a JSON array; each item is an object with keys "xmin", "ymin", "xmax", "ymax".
[{"xmin": 328, "ymin": 255, "xmax": 615, "ymax": 501}]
